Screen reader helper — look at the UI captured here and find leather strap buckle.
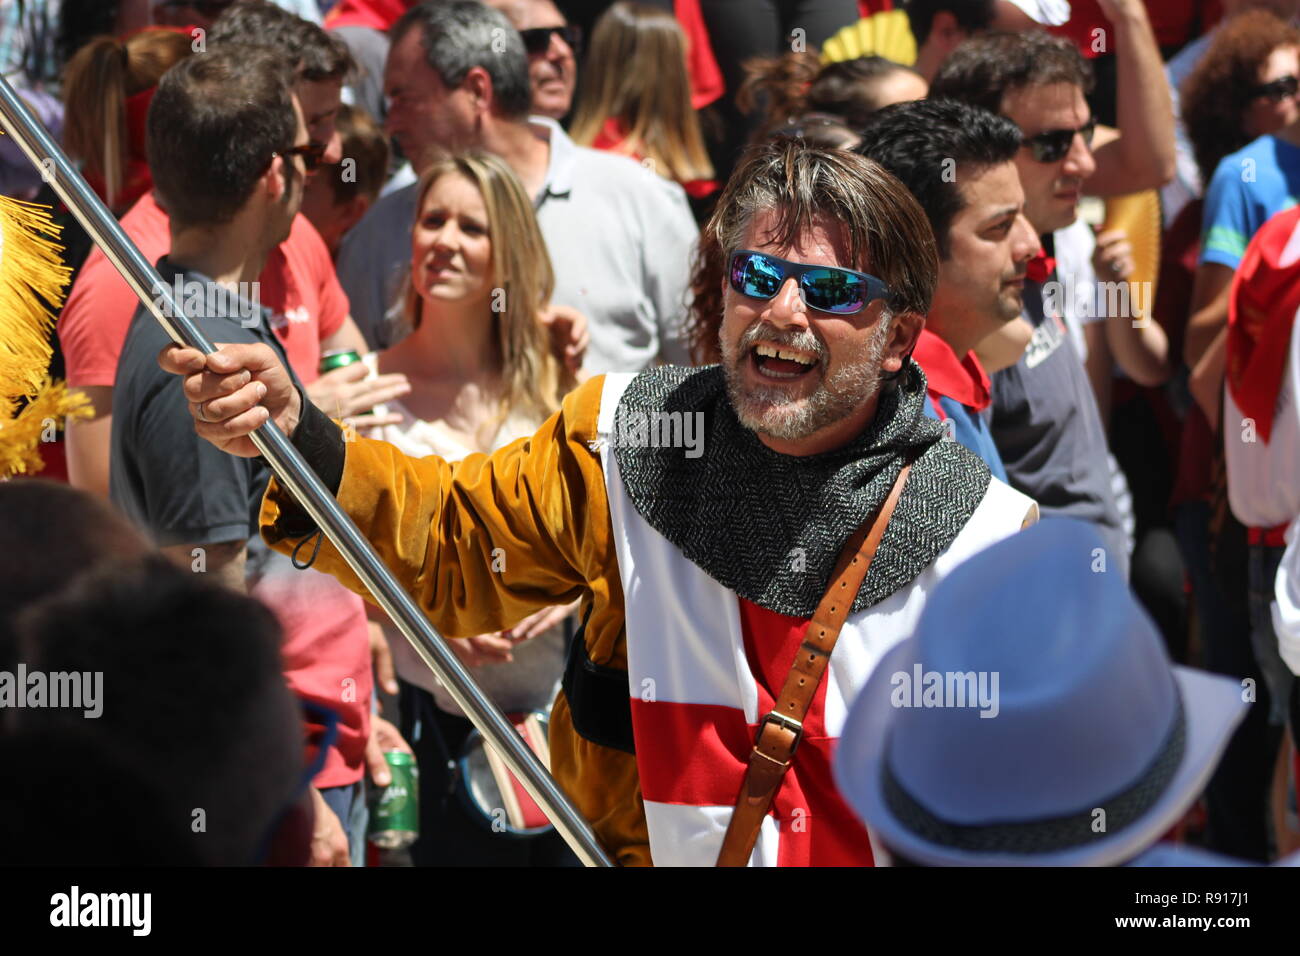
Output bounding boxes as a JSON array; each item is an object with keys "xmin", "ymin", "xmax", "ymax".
[{"xmin": 757, "ymin": 710, "xmax": 804, "ymax": 756}]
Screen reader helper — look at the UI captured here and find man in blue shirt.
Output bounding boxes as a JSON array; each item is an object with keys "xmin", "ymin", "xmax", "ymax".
[{"xmin": 857, "ymin": 99, "xmax": 1040, "ymax": 483}]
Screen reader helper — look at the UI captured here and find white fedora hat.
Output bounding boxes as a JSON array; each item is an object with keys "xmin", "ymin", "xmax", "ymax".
[{"xmin": 834, "ymin": 518, "xmax": 1250, "ymax": 866}]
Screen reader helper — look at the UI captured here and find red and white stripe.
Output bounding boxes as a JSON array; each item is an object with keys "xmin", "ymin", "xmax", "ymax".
[{"xmin": 597, "ymin": 374, "xmax": 1036, "ymax": 866}]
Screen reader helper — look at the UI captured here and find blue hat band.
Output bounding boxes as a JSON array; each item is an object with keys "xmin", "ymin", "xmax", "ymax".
[{"xmin": 881, "ymin": 691, "xmax": 1186, "ymax": 856}]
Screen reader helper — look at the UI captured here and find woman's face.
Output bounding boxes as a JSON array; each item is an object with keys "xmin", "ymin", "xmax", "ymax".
[
  {"xmin": 1245, "ymin": 45, "xmax": 1300, "ymax": 140},
  {"xmin": 411, "ymin": 172, "xmax": 493, "ymax": 309}
]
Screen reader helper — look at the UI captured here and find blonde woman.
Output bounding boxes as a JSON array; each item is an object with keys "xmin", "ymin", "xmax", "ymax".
[
  {"xmin": 373, "ymin": 151, "xmax": 579, "ymax": 866},
  {"xmin": 570, "ymin": 1, "xmax": 717, "ymax": 214}
]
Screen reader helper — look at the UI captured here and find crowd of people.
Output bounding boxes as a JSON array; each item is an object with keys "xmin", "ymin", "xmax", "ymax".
[{"xmin": 0, "ymin": 0, "xmax": 1298, "ymax": 869}]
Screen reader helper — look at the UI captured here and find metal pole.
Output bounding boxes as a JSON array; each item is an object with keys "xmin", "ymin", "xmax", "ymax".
[{"xmin": 0, "ymin": 75, "xmax": 613, "ymax": 867}]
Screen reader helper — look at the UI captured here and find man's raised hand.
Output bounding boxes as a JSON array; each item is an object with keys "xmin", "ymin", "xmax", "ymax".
[{"xmin": 158, "ymin": 341, "xmax": 301, "ymax": 458}]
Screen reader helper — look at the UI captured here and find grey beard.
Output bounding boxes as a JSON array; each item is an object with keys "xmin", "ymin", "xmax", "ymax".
[{"xmin": 720, "ymin": 317, "xmax": 892, "ymax": 442}]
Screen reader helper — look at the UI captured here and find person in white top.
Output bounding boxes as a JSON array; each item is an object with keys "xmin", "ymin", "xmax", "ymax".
[{"xmin": 369, "ymin": 150, "xmax": 581, "ymax": 865}]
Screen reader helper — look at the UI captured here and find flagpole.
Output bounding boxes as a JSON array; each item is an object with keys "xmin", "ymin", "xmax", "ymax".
[{"xmin": 0, "ymin": 75, "xmax": 614, "ymax": 868}]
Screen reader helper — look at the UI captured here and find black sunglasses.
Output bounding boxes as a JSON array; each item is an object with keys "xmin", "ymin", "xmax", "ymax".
[
  {"xmin": 1251, "ymin": 74, "xmax": 1300, "ymax": 103},
  {"xmin": 729, "ymin": 250, "xmax": 891, "ymax": 316},
  {"xmin": 519, "ymin": 24, "xmax": 582, "ymax": 56},
  {"xmin": 1021, "ymin": 118, "xmax": 1097, "ymax": 164},
  {"xmin": 273, "ymin": 141, "xmax": 328, "ymax": 173}
]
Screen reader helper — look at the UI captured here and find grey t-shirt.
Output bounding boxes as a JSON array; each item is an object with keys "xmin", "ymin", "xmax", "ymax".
[
  {"xmin": 336, "ymin": 117, "xmax": 697, "ymax": 373},
  {"xmin": 990, "ymin": 277, "xmax": 1129, "ymax": 575},
  {"xmin": 110, "ymin": 258, "xmax": 288, "ymax": 547}
]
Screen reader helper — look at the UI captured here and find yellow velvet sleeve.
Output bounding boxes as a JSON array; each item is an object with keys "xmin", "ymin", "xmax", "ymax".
[
  {"xmin": 259, "ymin": 374, "xmax": 653, "ymax": 865},
  {"xmin": 259, "ymin": 374, "xmax": 615, "ymax": 641}
]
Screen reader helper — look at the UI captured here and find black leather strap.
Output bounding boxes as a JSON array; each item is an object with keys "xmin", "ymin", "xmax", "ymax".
[{"xmin": 561, "ymin": 606, "xmax": 636, "ymax": 754}]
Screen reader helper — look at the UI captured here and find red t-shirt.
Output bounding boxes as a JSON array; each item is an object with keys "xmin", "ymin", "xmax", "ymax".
[
  {"xmin": 249, "ymin": 549, "xmax": 373, "ymax": 789},
  {"xmin": 58, "ymin": 191, "xmax": 348, "ymax": 389}
]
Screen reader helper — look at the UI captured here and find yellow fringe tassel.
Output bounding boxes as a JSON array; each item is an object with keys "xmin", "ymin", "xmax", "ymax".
[
  {"xmin": 0, "ymin": 195, "xmax": 87, "ymax": 479},
  {"xmin": 0, "ymin": 195, "xmax": 72, "ymax": 400},
  {"xmin": 0, "ymin": 379, "xmax": 91, "ymax": 477}
]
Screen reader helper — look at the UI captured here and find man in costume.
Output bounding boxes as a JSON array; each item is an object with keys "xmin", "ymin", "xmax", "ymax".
[{"xmin": 159, "ymin": 140, "xmax": 1037, "ymax": 866}]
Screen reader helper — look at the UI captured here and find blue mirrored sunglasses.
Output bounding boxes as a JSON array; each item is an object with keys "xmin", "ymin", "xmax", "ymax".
[{"xmin": 729, "ymin": 250, "xmax": 891, "ymax": 315}]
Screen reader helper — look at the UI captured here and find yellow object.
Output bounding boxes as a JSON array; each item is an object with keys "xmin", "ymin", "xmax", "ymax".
[
  {"xmin": 820, "ymin": 10, "xmax": 918, "ymax": 66},
  {"xmin": 0, "ymin": 195, "xmax": 90, "ymax": 478},
  {"xmin": 1101, "ymin": 189, "xmax": 1162, "ymax": 326}
]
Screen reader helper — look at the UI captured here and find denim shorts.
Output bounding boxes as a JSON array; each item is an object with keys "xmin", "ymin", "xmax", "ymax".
[{"xmin": 319, "ymin": 780, "xmax": 369, "ymax": 867}]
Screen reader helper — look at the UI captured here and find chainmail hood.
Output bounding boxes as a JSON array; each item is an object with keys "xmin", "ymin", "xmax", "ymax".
[{"xmin": 610, "ymin": 361, "xmax": 991, "ymax": 616}]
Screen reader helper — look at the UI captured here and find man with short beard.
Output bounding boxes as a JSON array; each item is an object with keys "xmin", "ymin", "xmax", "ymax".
[{"xmin": 158, "ymin": 140, "xmax": 1038, "ymax": 867}]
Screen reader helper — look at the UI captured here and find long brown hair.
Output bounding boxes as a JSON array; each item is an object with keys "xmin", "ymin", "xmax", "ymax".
[
  {"xmin": 61, "ymin": 29, "xmax": 194, "ymax": 210},
  {"xmin": 570, "ymin": 1, "xmax": 713, "ymax": 184},
  {"xmin": 403, "ymin": 152, "xmax": 574, "ymax": 423},
  {"xmin": 1182, "ymin": 10, "xmax": 1300, "ymax": 186}
]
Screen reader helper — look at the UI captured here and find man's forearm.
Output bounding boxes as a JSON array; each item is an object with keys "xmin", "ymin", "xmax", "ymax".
[
  {"xmin": 319, "ymin": 314, "xmax": 370, "ymax": 357},
  {"xmin": 1092, "ymin": 3, "xmax": 1176, "ymax": 194},
  {"xmin": 1105, "ymin": 309, "xmax": 1171, "ymax": 387}
]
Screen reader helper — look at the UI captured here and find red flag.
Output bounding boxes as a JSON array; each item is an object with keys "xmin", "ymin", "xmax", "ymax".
[{"xmin": 1227, "ymin": 205, "xmax": 1300, "ymax": 444}]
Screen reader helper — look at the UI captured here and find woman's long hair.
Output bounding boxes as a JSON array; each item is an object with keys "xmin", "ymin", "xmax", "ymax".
[
  {"xmin": 570, "ymin": 1, "xmax": 714, "ymax": 184},
  {"xmin": 61, "ymin": 29, "xmax": 194, "ymax": 210},
  {"xmin": 402, "ymin": 152, "xmax": 574, "ymax": 423},
  {"xmin": 1183, "ymin": 10, "xmax": 1300, "ymax": 186}
]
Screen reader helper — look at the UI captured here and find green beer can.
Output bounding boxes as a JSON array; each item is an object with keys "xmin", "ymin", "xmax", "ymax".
[
  {"xmin": 319, "ymin": 349, "xmax": 362, "ymax": 375},
  {"xmin": 368, "ymin": 750, "xmax": 419, "ymax": 849}
]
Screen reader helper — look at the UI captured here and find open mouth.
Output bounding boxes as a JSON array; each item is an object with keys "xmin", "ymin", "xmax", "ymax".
[{"xmin": 750, "ymin": 342, "xmax": 819, "ymax": 380}]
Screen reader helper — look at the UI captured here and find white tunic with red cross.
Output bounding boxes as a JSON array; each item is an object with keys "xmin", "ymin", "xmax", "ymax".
[{"xmin": 596, "ymin": 373, "xmax": 1037, "ymax": 867}]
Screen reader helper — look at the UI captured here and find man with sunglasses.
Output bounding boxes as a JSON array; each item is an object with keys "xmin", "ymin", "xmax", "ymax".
[
  {"xmin": 62, "ymin": 4, "xmax": 399, "ymax": 503},
  {"xmin": 930, "ymin": 25, "xmax": 1181, "ymax": 578},
  {"xmin": 106, "ymin": 46, "xmax": 405, "ymax": 868},
  {"xmin": 933, "ymin": 19, "xmax": 1174, "ymax": 400},
  {"xmin": 485, "ymin": 0, "xmax": 579, "ymax": 120},
  {"xmin": 159, "ymin": 139, "xmax": 1038, "ymax": 866}
]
